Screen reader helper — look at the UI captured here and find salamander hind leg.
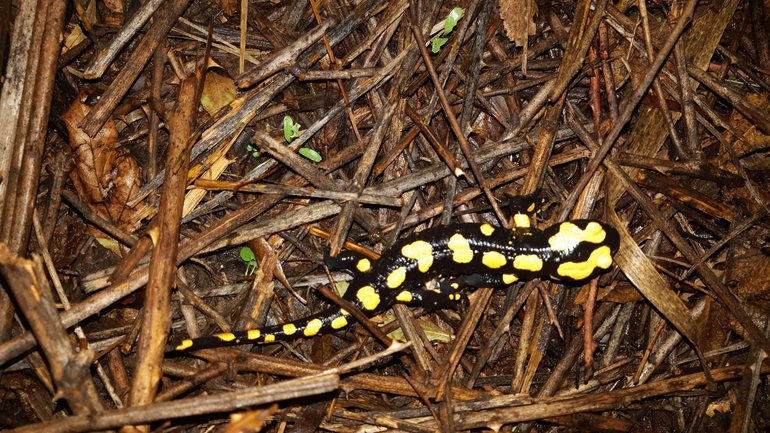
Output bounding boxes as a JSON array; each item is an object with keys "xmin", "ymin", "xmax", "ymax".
[
  {"xmin": 392, "ymin": 282, "xmax": 464, "ymax": 310},
  {"xmin": 505, "ymin": 191, "xmax": 545, "ymax": 229}
]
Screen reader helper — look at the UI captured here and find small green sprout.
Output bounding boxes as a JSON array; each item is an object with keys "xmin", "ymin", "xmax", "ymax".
[
  {"xmin": 283, "ymin": 115, "xmax": 301, "ymax": 142},
  {"xmin": 246, "ymin": 144, "xmax": 260, "ymax": 158},
  {"xmin": 431, "ymin": 38, "xmax": 448, "ymax": 53},
  {"xmin": 240, "ymin": 247, "xmax": 258, "ymax": 275},
  {"xmin": 430, "ymin": 7, "xmax": 464, "ymax": 53},
  {"xmin": 443, "ymin": 7, "xmax": 464, "ymax": 34},
  {"xmin": 298, "ymin": 147, "xmax": 322, "ymax": 162}
]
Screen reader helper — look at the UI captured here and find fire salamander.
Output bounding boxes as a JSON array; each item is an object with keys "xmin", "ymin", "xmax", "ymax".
[{"xmin": 171, "ymin": 201, "xmax": 620, "ymax": 352}]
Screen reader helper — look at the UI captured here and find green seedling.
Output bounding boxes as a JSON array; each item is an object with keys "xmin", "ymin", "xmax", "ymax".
[
  {"xmin": 431, "ymin": 7, "xmax": 464, "ymax": 53},
  {"xmin": 283, "ymin": 115, "xmax": 301, "ymax": 142},
  {"xmin": 240, "ymin": 247, "xmax": 258, "ymax": 275},
  {"xmin": 299, "ymin": 147, "xmax": 322, "ymax": 162}
]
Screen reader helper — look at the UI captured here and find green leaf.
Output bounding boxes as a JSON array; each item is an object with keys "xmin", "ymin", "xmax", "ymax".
[
  {"xmin": 386, "ymin": 317, "xmax": 453, "ymax": 343},
  {"xmin": 430, "ymin": 37, "xmax": 447, "ymax": 53},
  {"xmin": 299, "ymin": 147, "xmax": 322, "ymax": 162},
  {"xmin": 240, "ymin": 246, "xmax": 258, "ymax": 275},
  {"xmin": 443, "ymin": 7, "xmax": 464, "ymax": 36},
  {"xmin": 335, "ymin": 281, "xmax": 349, "ymax": 297},
  {"xmin": 240, "ymin": 247, "xmax": 255, "ymax": 262},
  {"xmin": 283, "ymin": 115, "xmax": 301, "ymax": 142},
  {"xmin": 247, "ymin": 144, "xmax": 260, "ymax": 158},
  {"xmin": 95, "ymin": 237, "xmax": 119, "ymax": 249}
]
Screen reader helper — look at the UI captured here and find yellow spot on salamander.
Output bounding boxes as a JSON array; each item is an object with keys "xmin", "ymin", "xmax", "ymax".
[
  {"xmin": 502, "ymin": 274, "xmax": 518, "ymax": 284},
  {"xmin": 401, "ymin": 240, "xmax": 434, "ymax": 272},
  {"xmin": 283, "ymin": 323, "xmax": 297, "ymax": 336},
  {"xmin": 175, "ymin": 340, "xmax": 193, "ymax": 351},
  {"xmin": 396, "ymin": 291, "xmax": 413, "ymax": 303},
  {"xmin": 304, "ymin": 318, "xmax": 323, "ymax": 336},
  {"xmin": 341, "ymin": 309, "xmax": 350, "ymax": 316},
  {"xmin": 513, "ymin": 254, "xmax": 544, "ymax": 271},
  {"xmin": 264, "ymin": 334, "xmax": 275, "ymax": 343},
  {"xmin": 582, "ymin": 222, "xmax": 609, "ymax": 243},
  {"xmin": 247, "ymin": 329, "xmax": 261, "ymax": 340},
  {"xmin": 513, "ymin": 213, "xmax": 531, "ymax": 228},
  {"xmin": 449, "ymin": 293, "xmax": 461, "ymax": 301},
  {"xmin": 527, "ymin": 202, "xmax": 536, "ymax": 212},
  {"xmin": 447, "ymin": 233, "xmax": 473, "ymax": 263},
  {"xmin": 549, "ymin": 222, "xmax": 607, "ymax": 252},
  {"xmin": 216, "ymin": 332, "xmax": 236, "ymax": 342},
  {"xmin": 480, "ymin": 224, "xmax": 495, "ymax": 236},
  {"xmin": 356, "ymin": 258, "xmax": 371, "ymax": 272},
  {"xmin": 357, "ymin": 285, "xmax": 381, "ymax": 310},
  {"xmin": 387, "ymin": 267, "xmax": 407, "ymax": 288},
  {"xmin": 331, "ymin": 315, "xmax": 348, "ymax": 329},
  {"xmin": 556, "ymin": 246, "xmax": 613, "ymax": 280},
  {"xmin": 482, "ymin": 251, "xmax": 507, "ymax": 269}
]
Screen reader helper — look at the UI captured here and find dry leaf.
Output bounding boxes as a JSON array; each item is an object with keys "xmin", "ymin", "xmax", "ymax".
[
  {"xmin": 201, "ymin": 71, "xmax": 237, "ymax": 116},
  {"xmin": 103, "ymin": 0, "xmax": 123, "ymax": 13},
  {"xmin": 216, "ymin": 0, "xmax": 239, "ymax": 16},
  {"xmin": 62, "ymin": 24, "xmax": 86, "ymax": 54},
  {"xmin": 225, "ymin": 404, "xmax": 278, "ymax": 433},
  {"xmin": 498, "ymin": 0, "xmax": 537, "ymax": 47},
  {"xmin": 727, "ymin": 92, "xmax": 770, "ymax": 155},
  {"xmin": 61, "ymin": 91, "xmax": 145, "ymax": 253}
]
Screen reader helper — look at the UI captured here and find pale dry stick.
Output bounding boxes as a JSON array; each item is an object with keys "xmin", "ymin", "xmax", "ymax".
[
  {"xmin": 140, "ymin": 32, "xmax": 406, "ymax": 222},
  {"xmin": 307, "ymin": 0, "xmax": 368, "ymax": 172},
  {"xmin": 635, "ymin": 298, "xmax": 708, "ymax": 385},
  {"xmin": 234, "ymin": 18, "xmax": 336, "ymax": 88},
  {"xmin": 83, "ymin": 0, "xmax": 165, "ymax": 78},
  {"xmin": 0, "ymin": 199, "xmax": 341, "ymax": 366},
  {"xmin": 673, "ymin": 33, "xmax": 700, "ymax": 156},
  {"xmin": 41, "ymin": 152, "xmax": 74, "ymax": 247},
  {"xmin": 126, "ymin": 76, "xmax": 197, "ymax": 419},
  {"xmin": 730, "ymin": 317, "xmax": 770, "ymax": 433},
  {"xmin": 0, "ymin": 248, "xmax": 104, "ymax": 415},
  {"xmin": 409, "ymin": 15, "xmax": 507, "ymax": 226},
  {"xmin": 0, "ymin": 0, "xmax": 42, "ymax": 232},
  {"xmin": 0, "ymin": 0, "xmax": 38, "ymax": 212},
  {"xmin": 169, "ymin": 26, "xmax": 259, "ymax": 66},
  {"xmin": 680, "ymin": 211, "xmax": 768, "ymax": 279},
  {"xmin": 129, "ymin": 0, "xmax": 392, "ymax": 212},
  {"xmin": 637, "ymin": 0, "xmax": 690, "ymax": 159},
  {"xmin": 31, "ymin": 212, "xmax": 124, "ymax": 408},
  {"xmin": 300, "ymin": 68, "xmax": 381, "ymax": 80},
  {"xmin": 4, "ymin": 0, "xmax": 68, "ymax": 253},
  {"xmin": 326, "ymin": 103, "xmax": 398, "ymax": 255},
  {"xmin": 687, "ymin": 66, "xmax": 770, "ymax": 134},
  {"xmin": 79, "ymin": 0, "xmax": 193, "ymax": 137},
  {"xmin": 557, "ymin": 0, "xmax": 698, "ymax": 222},
  {"xmin": 456, "ymin": 364, "xmax": 768, "ymax": 430},
  {"xmin": 342, "ymin": 0, "xmax": 408, "ymax": 64},
  {"xmin": 239, "ymin": 0, "xmax": 248, "ymax": 73},
  {"xmin": 548, "ymin": 0, "xmax": 610, "ymax": 102},
  {"xmin": 9, "ymin": 375, "xmax": 340, "ymax": 433},
  {"xmin": 193, "ymin": 180, "xmax": 402, "ymax": 207},
  {"xmin": 304, "ymin": 341, "xmax": 412, "ymax": 379}
]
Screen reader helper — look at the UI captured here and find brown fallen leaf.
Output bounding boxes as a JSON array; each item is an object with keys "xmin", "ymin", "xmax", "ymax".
[
  {"xmin": 498, "ymin": 0, "xmax": 537, "ymax": 47},
  {"xmin": 61, "ymin": 91, "xmax": 145, "ymax": 254}
]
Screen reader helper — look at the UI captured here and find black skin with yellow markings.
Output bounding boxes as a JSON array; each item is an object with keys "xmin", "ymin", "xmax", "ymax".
[{"xmin": 169, "ymin": 218, "xmax": 620, "ymax": 352}]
